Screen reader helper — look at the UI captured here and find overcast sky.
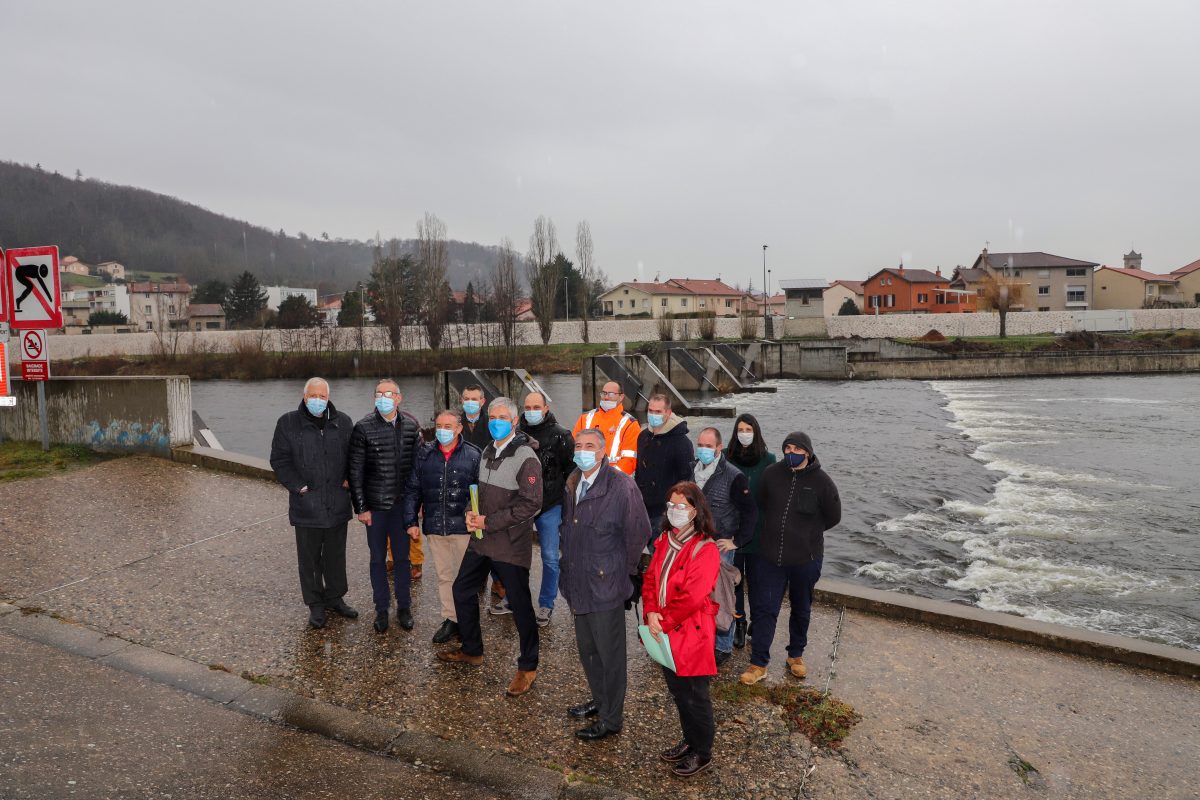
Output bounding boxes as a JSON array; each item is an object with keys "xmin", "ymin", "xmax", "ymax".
[{"xmin": 5, "ymin": 1, "xmax": 1199, "ymax": 288}]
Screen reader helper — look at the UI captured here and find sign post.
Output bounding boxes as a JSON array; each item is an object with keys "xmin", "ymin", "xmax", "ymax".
[{"xmin": 3, "ymin": 247, "xmax": 62, "ymax": 451}]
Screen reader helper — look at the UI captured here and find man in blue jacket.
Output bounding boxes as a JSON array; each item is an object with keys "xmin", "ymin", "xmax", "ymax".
[
  {"xmin": 269, "ymin": 377, "xmax": 357, "ymax": 629},
  {"xmin": 559, "ymin": 428, "xmax": 651, "ymax": 740},
  {"xmin": 403, "ymin": 410, "xmax": 482, "ymax": 644}
]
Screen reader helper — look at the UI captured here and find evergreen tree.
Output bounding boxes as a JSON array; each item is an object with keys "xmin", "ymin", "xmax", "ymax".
[
  {"xmin": 192, "ymin": 279, "xmax": 229, "ymax": 305},
  {"xmin": 338, "ymin": 287, "xmax": 365, "ymax": 327},
  {"xmin": 463, "ymin": 281, "xmax": 478, "ymax": 323},
  {"xmin": 276, "ymin": 294, "xmax": 322, "ymax": 329},
  {"xmin": 225, "ymin": 270, "xmax": 268, "ymax": 328},
  {"xmin": 367, "ymin": 255, "xmax": 419, "ymax": 350},
  {"xmin": 88, "ymin": 310, "xmax": 128, "ymax": 326},
  {"xmin": 838, "ymin": 297, "xmax": 862, "ymax": 316}
]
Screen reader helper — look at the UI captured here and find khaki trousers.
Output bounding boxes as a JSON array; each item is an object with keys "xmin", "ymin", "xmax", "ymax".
[{"xmin": 427, "ymin": 534, "xmax": 471, "ymax": 621}]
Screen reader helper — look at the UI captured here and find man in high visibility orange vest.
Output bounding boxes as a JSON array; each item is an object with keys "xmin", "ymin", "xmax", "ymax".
[{"xmin": 573, "ymin": 381, "xmax": 641, "ymax": 476}]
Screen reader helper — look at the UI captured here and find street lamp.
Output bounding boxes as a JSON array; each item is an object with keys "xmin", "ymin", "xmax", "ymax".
[
  {"xmin": 562, "ymin": 274, "xmax": 570, "ymax": 321},
  {"xmin": 761, "ymin": 244, "xmax": 768, "ymax": 324}
]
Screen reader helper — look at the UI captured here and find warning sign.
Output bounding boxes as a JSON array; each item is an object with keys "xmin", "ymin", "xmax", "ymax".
[
  {"xmin": 4, "ymin": 246, "xmax": 62, "ymax": 330},
  {"xmin": 19, "ymin": 329, "xmax": 49, "ymax": 381},
  {"xmin": 0, "ymin": 341, "xmax": 9, "ymax": 397}
]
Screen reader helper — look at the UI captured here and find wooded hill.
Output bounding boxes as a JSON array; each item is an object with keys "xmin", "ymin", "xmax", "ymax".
[{"xmin": 0, "ymin": 160, "xmax": 507, "ymax": 293}]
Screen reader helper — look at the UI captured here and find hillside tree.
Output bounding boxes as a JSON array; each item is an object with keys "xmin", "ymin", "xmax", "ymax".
[
  {"xmin": 416, "ymin": 212, "xmax": 451, "ymax": 349},
  {"xmin": 368, "ymin": 253, "xmax": 419, "ymax": 350},
  {"xmin": 225, "ymin": 270, "xmax": 268, "ymax": 328},
  {"xmin": 526, "ymin": 215, "xmax": 560, "ymax": 345},
  {"xmin": 277, "ymin": 294, "xmax": 322, "ymax": 329},
  {"xmin": 575, "ymin": 220, "xmax": 597, "ymax": 341},
  {"xmin": 492, "ymin": 237, "xmax": 520, "ymax": 348},
  {"xmin": 193, "ymin": 279, "xmax": 229, "ymax": 305}
]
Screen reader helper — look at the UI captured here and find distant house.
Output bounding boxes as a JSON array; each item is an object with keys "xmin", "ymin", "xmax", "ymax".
[
  {"xmin": 87, "ymin": 284, "xmax": 131, "ymax": 320},
  {"xmin": 515, "ymin": 298, "xmax": 536, "ymax": 321},
  {"xmin": 1094, "ymin": 264, "xmax": 1184, "ymax": 309},
  {"xmin": 318, "ymin": 296, "xmax": 342, "ymax": 327},
  {"xmin": 968, "ymin": 249, "xmax": 1098, "ymax": 312},
  {"xmin": 264, "ymin": 286, "xmax": 318, "ymax": 311},
  {"xmin": 823, "ymin": 280, "xmax": 864, "ymax": 316},
  {"xmin": 1168, "ymin": 258, "xmax": 1200, "ymax": 305},
  {"xmin": 948, "ymin": 267, "xmax": 988, "ymax": 302},
  {"xmin": 96, "ymin": 261, "xmax": 126, "ymax": 280},
  {"xmin": 753, "ymin": 293, "xmax": 786, "ymax": 316},
  {"xmin": 128, "ymin": 281, "xmax": 191, "ymax": 331},
  {"xmin": 62, "ymin": 299, "xmax": 90, "ymax": 326},
  {"xmin": 187, "ymin": 303, "xmax": 227, "ymax": 331},
  {"xmin": 778, "ymin": 279, "xmax": 826, "ymax": 318},
  {"xmin": 862, "ymin": 266, "xmax": 972, "ymax": 314},
  {"xmin": 599, "ymin": 277, "xmax": 746, "ymax": 318},
  {"xmin": 59, "ymin": 255, "xmax": 90, "ymax": 276}
]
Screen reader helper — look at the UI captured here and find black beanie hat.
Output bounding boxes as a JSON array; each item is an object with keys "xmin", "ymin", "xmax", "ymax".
[{"xmin": 782, "ymin": 431, "xmax": 814, "ymax": 453}]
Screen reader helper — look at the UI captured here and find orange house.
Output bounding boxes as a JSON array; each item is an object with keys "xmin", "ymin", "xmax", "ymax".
[{"xmin": 862, "ymin": 266, "xmax": 975, "ymax": 314}]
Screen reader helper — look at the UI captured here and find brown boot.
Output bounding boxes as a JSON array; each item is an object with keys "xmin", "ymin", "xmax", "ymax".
[
  {"xmin": 739, "ymin": 664, "xmax": 768, "ymax": 685},
  {"xmin": 437, "ymin": 648, "xmax": 483, "ymax": 666},
  {"xmin": 410, "ymin": 564, "xmax": 423, "ymax": 580},
  {"xmin": 786, "ymin": 656, "xmax": 807, "ymax": 679},
  {"xmin": 506, "ymin": 669, "xmax": 537, "ymax": 697}
]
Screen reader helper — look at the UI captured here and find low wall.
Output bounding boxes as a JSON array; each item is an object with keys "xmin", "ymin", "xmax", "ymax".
[
  {"xmin": 828, "ymin": 307, "xmax": 1200, "ymax": 339},
  {"xmin": 851, "ymin": 350, "xmax": 1200, "ymax": 380},
  {"xmin": 0, "ymin": 376, "xmax": 192, "ymax": 452}
]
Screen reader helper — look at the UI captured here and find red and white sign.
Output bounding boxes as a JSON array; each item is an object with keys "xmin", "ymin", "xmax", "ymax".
[
  {"xmin": 0, "ymin": 247, "xmax": 7, "ymax": 323},
  {"xmin": 19, "ymin": 329, "xmax": 49, "ymax": 381},
  {"xmin": 4, "ymin": 246, "xmax": 62, "ymax": 330},
  {"xmin": 0, "ymin": 341, "xmax": 9, "ymax": 396}
]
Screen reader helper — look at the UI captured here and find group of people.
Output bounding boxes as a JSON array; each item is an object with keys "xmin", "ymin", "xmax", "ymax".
[{"xmin": 270, "ymin": 377, "xmax": 841, "ymax": 779}]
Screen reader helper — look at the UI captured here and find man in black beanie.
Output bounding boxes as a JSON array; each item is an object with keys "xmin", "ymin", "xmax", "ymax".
[{"xmin": 739, "ymin": 431, "xmax": 840, "ymax": 685}]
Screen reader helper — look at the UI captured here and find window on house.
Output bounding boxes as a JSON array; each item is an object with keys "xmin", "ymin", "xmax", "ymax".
[
  {"xmin": 168, "ymin": 305, "xmax": 176, "ymax": 315},
  {"xmin": 623, "ymin": 289, "xmax": 629, "ymax": 294},
  {"xmin": 1013, "ymin": 270, "xmax": 1022, "ymax": 277},
  {"xmin": 681, "ymin": 298, "xmax": 688, "ymax": 308},
  {"xmin": 1038, "ymin": 286, "xmax": 1050, "ymax": 295},
  {"xmin": 725, "ymin": 299, "xmax": 733, "ymax": 308},
  {"xmin": 917, "ymin": 293, "xmax": 928, "ymax": 304},
  {"xmin": 887, "ymin": 294, "xmax": 896, "ymax": 307},
  {"xmin": 1066, "ymin": 287, "xmax": 1087, "ymax": 303},
  {"xmin": 1038, "ymin": 306, "xmax": 1050, "ymax": 312},
  {"xmin": 144, "ymin": 305, "xmax": 152, "ymax": 313},
  {"xmin": 661, "ymin": 298, "xmax": 668, "ymax": 307},
  {"xmin": 1066, "ymin": 268, "xmax": 1088, "ymax": 277},
  {"xmin": 617, "ymin": 300, "xmax": 623, "ymax": 309},
  {"xmin": 802, "ymin": 294, "xmax": 809, "ymax": 304},
  {"xmin": 699, "ymin": 300, "xmax": 706, "ymax": 307}
]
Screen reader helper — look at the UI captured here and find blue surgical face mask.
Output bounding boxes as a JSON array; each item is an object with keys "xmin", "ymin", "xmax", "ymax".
[
  {"xmin": 524, "ymin": 410, "xmax": 545, "ymax": 425},
  {"xmin": 462, "ymin": 400, "xmax": 482, "ymax": 416},
  {"xmin": 304, "ymin": 398, "xmax": 328, "ymax": 416},
  {"xmin": 647, "ymin": 413, "xmax": 665, "ymax": 428},
  {"xmin": 375, "ymin": 396, "xmax": 395, "ymax": 415},
  {"xmin": 574, "ymin": 450, "xmax": 597, "ymax": 471},
  {"xmin": 435, "ymin": 428, "xmax": 456, "ymax": 446},
  {"xmin": 488, "ymin": 418, "xmax": 513, "ymax": 441},
  {"xmin": 785, "ymin": 452, "xmax": 808, "ymax": 469},
  {"xmin": 696, "ymin": 446, "xmax": 717, "ymax": 466}
]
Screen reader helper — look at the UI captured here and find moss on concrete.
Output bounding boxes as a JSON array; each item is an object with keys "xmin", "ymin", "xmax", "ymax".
[
  {"xmin": 711, "ymin": 680, "xmax": 862, "ymax": 748},
  {"xmin": 0, "ymin": 442, "xmax": 117, "ymax": 483}
]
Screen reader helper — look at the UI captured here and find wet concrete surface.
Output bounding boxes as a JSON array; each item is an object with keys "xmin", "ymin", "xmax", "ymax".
[
  {"xmin": 0, "ymin": 631, "xmax": 505, "ymax": 800},
  {"xmin": 3, "ymin": 457, "xmax": 1198, "ymax": 799}
]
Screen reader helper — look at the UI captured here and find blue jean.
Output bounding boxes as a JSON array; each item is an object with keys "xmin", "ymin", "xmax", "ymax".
[
  {"xmin": 715, "ymin": 549, "xmax": 737, "ymax": 654},
  {"xmin": 747, "ymin": 556, "xmax": 822, "ymax": 668},
  {"xmin": 535, "ymin": 504, "xmax": 563, "ymax": 610},
  {"xmin": 366, "ymin": 505, "xmax": 411, "ymax": 613}
]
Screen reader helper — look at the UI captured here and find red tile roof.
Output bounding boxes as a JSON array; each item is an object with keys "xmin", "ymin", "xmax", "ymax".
[
  {"xmin": 1169, "ymin": 258, "xmax": 1200, "ymax": 277},
  {"xmin": 866, "ymin": 267, "xmax": 947, "ymax": 285},
  {"xmin": 1096, "ymin": 266, "xmax": 1177, "ymax": 283},
  {"xmin": 615, "ymin": 281, "xmax": 691, "ymax": 295},
  {"xmin": 188, "ymin": 304, "xmax": 225, "ymax": 317},
  {"xmin": 828, "ymin": 280, "xmax": 864, "ymax": 293},
  {"xmin": 667, "ymin": 278, "xmax": 743, "ymax": 295}
]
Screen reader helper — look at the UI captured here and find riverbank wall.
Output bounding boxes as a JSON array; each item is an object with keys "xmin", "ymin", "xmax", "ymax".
[
  {"xmin": 850, "ymin": 349, "xmax": 1200, "ymax": 380},
  {"xmin": 0, "ymin": 376, "xmax": 192, "ymax": 452}
]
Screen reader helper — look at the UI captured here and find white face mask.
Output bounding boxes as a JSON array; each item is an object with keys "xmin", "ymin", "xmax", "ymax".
[
  {"xmin": 737, "ymin": 431, "xmax": 754, "ymax": 447},
  {"xmin": 666, "ymin": 507, "xmax": 693, "ymax": 529},
  {"xmin": 599, "ymin": 399, "xmax": 618, "ymax": 412}
]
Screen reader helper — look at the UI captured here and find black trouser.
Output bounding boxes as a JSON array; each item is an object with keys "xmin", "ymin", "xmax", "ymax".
[
  {"xmin": 452, "ymin": 549, "xmax": 539, "ymax": 671},
  {"xmin": 294, "ymin": 523, "xmax": 348, "ymax": 608},
  {"xmin": 574, "ymin": 606, "xmax": 627, "ymax": 731},
  {"xmin": 733, "ymin": 551, "xmax": 749, "ymax": 619},
  {"xmin": 662, "ymin": 668, "xmax": 714, "ymax": 760}
]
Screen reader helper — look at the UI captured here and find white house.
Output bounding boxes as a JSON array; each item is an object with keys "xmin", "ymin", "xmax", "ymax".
[{"xmin": 265, "ymin": 286, "xmax": 318, "ymax": 311}]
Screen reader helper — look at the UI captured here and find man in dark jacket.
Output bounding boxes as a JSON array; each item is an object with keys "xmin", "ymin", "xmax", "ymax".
[
  {"xmin": 693, "ymin": 427, "xmax": 757, "ymax": 665},
  {"xmin": 520, "ymin": 391, "xmax": 575, "ymax": 626},
  {"xmin": 349, "ymin": 379, "xmax": 422, "ymax": 634},
  {"xmin": 403, "ymin": 410, "xmax": 482, "ymax": 644},
  {"xmin": 439, "ymin": 397, "xmax": 544, "ymax": 699},
  {"xmin": 634, "ymin": 393, "xmax": 693, "ymax": 536},
  {"xmin": 269, "ymin": 377, "xmax": 357, "ymax": 629},
  {"xmin": 459, "ymin": 384, "xmax": 492, "ymax": 451},
  {"xmin": 740, "ymin": 431, "xmax": 841, "ymax": 686},
  {"xmin": 559, "ymin": 428, "xmax": 650, "ymax": 741}
]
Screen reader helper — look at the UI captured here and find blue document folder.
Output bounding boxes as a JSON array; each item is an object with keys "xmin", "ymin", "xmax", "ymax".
[{"xmin": 638, "ymin": 624, "xmax": 676, "ymax": 672}]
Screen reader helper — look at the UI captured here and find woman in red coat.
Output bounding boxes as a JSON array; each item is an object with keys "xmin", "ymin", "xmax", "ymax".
[{"xmin": 642, "ymin": 481, "xmax": 721, "ymax": 778}]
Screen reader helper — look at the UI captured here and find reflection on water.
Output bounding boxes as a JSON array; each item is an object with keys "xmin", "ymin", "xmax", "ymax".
[{"xmin": 193, "ymin": 373, "xmax": 1200, "ymax": 650}]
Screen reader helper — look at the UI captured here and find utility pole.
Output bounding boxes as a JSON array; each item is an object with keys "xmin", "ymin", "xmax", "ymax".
[
  {"xmin": 762, "ymin": 244, "xmax": 769, "ymax": 336},
  {"xmin": 562, "ymin": 274, "xmax": 570, "ymax": 321}
]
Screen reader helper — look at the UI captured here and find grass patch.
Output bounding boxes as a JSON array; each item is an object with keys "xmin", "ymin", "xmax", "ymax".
[
  {"xmin": 0, "ymin": 441, "xmax": 116, "ymax": 483},
  {"xmin": 240, "ymin": 671, "xmax": 271, "ymax": 685},
  {"xmin": 1008, "ymin": 753, "xmax": 1041, "ymax": 785},
  {"xmin": 712, "ymin": 680, "xmax": 862, "ymax": 748}
]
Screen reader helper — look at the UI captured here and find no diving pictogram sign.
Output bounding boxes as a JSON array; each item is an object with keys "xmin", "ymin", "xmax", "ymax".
[
  {"xmin": 21, "ymin": 329, "xmax": 45, "ymax": 360},
  {"xmin": 4, "ymin": 246, "xmax": 62, "ymax": 330}
]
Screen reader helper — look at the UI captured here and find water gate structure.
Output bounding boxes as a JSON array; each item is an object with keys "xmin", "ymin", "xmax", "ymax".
[{"xmin": 434, "ymin": 368, "xmax": 551, "ymax": 420}]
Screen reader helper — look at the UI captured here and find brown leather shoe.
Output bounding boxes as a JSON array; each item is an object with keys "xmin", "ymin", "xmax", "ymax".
[
  {"xmin": 506, "ymin": 669, "xmax": 537, "ymax": 696},
  {"xmin": 786, "ymin": 656, "xmax": 807, "ymax": 679},
  {"xmin": 410, "ymin": 564, "xmax": 423, "ymax": 580},
  {"xmin": 436, "ymin": 648, "xmax": 483, "ymax": 666},
  {"xmin": 739, "ymin": 664, "xmax": 768, "ymax": 685}
]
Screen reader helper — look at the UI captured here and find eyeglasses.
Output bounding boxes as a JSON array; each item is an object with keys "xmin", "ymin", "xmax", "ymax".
[
  {"xmin": 374, "ymin": 391, "xmax": 399, "ymax": 398},
  {"xmin": 600, "ymin": 391, "xmax": 622, "ymax": 398},
  {"xmin": 665, "ymin": 503, "xmax": 693, "ymax": 512}
]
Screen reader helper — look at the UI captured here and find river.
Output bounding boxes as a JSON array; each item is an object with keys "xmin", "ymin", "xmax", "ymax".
[{"xmin": 192, "ymin": 373, "xmax": 1200, "ymax": 651}]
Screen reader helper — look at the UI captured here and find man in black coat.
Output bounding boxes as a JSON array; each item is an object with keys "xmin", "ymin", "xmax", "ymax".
[
  {"xmin": 459, "ymin": 384, "xmax": 492, "ymax": 451},
  {"xmin": 270, "ymin": 377, "xmax": 357, "ymax": 629},
  {"xmin": 349, "ymin": 378, "xmax": 422, "ymax": 633},
  {"xmin": 520, "ymin": 391, "xmax": 575, "ymax": 626},
  {"xmin": 559, "ymin": 428, "xmax": 651, "ymax": 740},
  {"xmin": 740, "ymin": 431, "xmax": 841, "ymax": 686},
  {"xmin": 634, "ymin": 393, "xmax": 694, "ymax": 536}
]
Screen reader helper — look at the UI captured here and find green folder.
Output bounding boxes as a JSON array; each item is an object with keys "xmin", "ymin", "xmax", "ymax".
[{"xmin": 638, "ymin": 625, "xmax": 676, "ymax": 672}]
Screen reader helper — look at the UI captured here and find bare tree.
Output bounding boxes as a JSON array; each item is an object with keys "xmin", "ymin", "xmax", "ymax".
[
  {"xmin": 978, "ymin": 268, "xmax": 1026, "ymax": 338},
  {"xmin": 575, "ymin": 219, "xmax": 596, "ymax": 343},
  {"xmin": 416, "ymin": 211, "xmax": 451, "ymax": 350},
  {"xmin": 492, "ymin": 237, "xmax": 520, "ymax": 350},
  {"xmin": 526, "ymin": 215, "xmax": 560, "ymax": 345}
]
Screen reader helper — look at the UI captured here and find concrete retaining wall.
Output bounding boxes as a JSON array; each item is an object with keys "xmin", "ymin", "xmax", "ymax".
[
  {"xmin": 828, "ymin": 307, "xmax": 1200, "ymax": 339},
  {"xmin": 0, "ymin": 376, "xmax": 192, "ymax": 452},
  {"xmin": 851, "ymin": 350, "xmax": 1200, "ymax": 380}
]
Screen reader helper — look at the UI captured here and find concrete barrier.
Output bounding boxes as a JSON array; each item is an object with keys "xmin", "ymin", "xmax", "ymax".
[
  {"xmin": 0, "ymin": 376, "xmax": 192, "ymax": 453},
  {"xmin": 850, "ymin": 349, "xmax": 1200, "ymax": 380}
]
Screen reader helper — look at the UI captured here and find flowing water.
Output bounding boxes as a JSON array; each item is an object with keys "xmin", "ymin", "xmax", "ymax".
[{"xmin": 192, "ymin": 373, "xmax": 1200, "ymax": 650}]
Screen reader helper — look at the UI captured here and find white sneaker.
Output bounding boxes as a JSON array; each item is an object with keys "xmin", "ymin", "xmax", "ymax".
[
  {"xmin": 535, "ymin": 607, "xmax": 552, "ymax": 627},
  {"xmin": 488, "ymin": 598, "xmax": 512, "ymax": 616}
]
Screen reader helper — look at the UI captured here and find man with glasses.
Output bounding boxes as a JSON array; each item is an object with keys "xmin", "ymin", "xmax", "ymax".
[
  {"xmin": 349, "ymin": 379, "xmax": 422, "ymax": 633},
  {"xmin": 572, "ymin": 380, "xmax": 641, "ymax": 477}
]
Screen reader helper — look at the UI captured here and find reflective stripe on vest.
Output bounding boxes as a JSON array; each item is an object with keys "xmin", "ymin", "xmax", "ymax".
[{"xmin": 611, "ymin": 413, "xmax": 633, "ymax": 460}]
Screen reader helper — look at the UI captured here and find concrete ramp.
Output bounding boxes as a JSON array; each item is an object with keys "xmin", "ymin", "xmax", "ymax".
[{"xmin": 434, "ymin": 368, "xmax": 551, "ymax": 420}]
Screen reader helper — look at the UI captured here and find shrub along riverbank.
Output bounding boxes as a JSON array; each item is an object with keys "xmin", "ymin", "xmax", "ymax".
[{"xmin": 50, "ymin": 342, "xmax": 612, "ymax": 380}]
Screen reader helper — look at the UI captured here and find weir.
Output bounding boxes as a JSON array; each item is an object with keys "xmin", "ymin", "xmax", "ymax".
[
  {"xmin": 433, "ymin": 367, "xmax": 551, "ymax": 418},
  {"xmin": 582, "ymin": 353, "xmax": 736, "ymax": 418}
]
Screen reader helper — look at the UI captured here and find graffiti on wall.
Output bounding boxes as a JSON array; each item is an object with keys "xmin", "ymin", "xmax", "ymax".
[{"xmin": 85, "ymin": 420, "xmax": 171, "ymax": 452}]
